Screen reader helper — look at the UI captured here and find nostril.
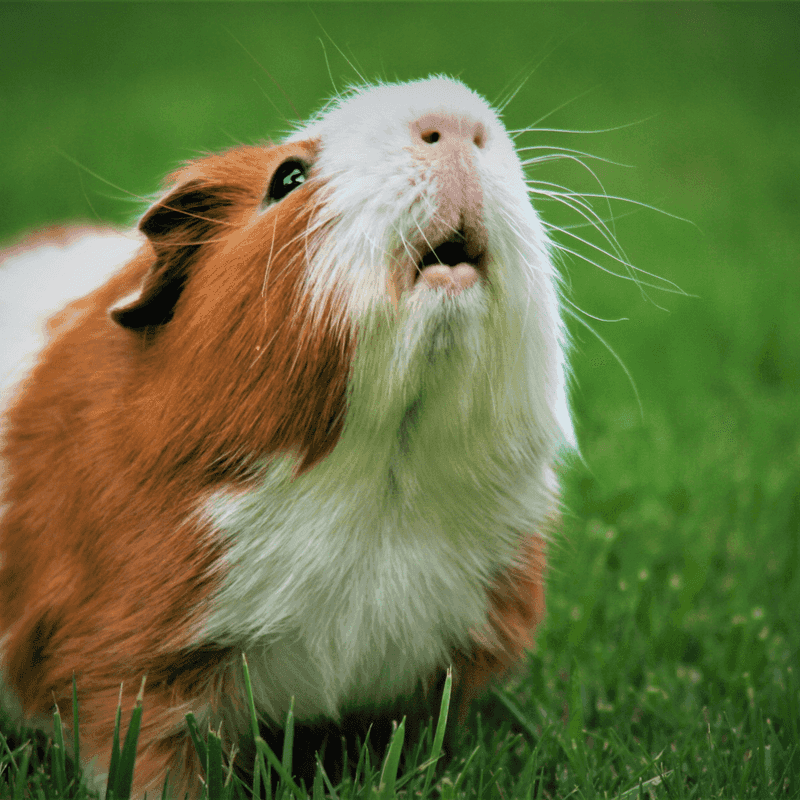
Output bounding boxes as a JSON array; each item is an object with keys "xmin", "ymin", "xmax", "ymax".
[{"xmin": 413, "ymin": 115, "xmax": 486, "ymax": 148}]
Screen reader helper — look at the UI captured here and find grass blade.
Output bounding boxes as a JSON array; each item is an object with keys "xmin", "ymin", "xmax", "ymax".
[
  {"xmin": 421, "ymin": 669, "xmax": 452, "ymax": 798},
  {"xmin": 315, "ymin": 755, "xmax": 339, "ymax": 800},
  {"xmin": 12, "ymin": 743, "xmax": 32, "ymax": 800},
  {"xmin": 71, "ymin": 674, "xmax": 80, "ymax": 781},
  {"xmin": 377, "ymin": 717, "xmax": 406, "ymax": 800},
  {"xmin": 755, "ymin": 707, "xmax": 769, "ymax": 788},
  {"xmin": 223, "ymin": 745, "xmax": 239, "ymax": 800},
  {"xmin": 352, "ymin": 725, "xmax": 371, "ymax": 787},
  {"xmin": 160, "ymin": 769, "xmax": 171, "ymax": 800},
  {"xmin": 205, "ymin": 725, "xmax": 224, "ymax": 800},
  {"xmin": 567, "ymin": 658, "xmax": 585, "ymax": 743},
  {"xmin": 254, "ymin": 737, "xmax": 306, "ymax": 800},
  {"xmin": 106, "ymin": 684, "xmax": 124, "ymax": 799},
  {"xmin": 281, "ymin": 697, "xmax": 295, "ymax": 778},
  {"xmin": 491, "ymin": 686, "xmax": 539, "ymax": 741},
  {"xmin": 51, "ymin": 701, "xmax": 67, "ymax": 797},
  {"xmin": 118, "ymin": 676, "xmax": 146, "ymax": 799},
  {"xmin": 449, "ymin": 744, "xmax": 480, "ymax": 796},
  {"xmin": 185, "ymin": 713, "xmax": 208, "ymax": 766},
  {"xmin": 240, "ymin": 654, "xmax": 266, "ymax": 800},
  {"xmin": 312, "ymin": 766, "xmax": 325, "ymax": 800}
]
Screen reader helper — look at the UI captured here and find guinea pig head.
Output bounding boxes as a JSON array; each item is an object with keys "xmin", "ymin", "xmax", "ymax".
[{"xmin": 110, "ymin": 76, "xmax": 573, "ymax": 486}]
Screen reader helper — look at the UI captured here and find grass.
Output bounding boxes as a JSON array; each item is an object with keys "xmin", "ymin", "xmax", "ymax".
[
  {"xmin": 0, "ymin": 665, "xmax": 454, "ymax": 800},
  {"xmin": 1, "ymin": 2, "xmax": 799, "ymax": 798}
]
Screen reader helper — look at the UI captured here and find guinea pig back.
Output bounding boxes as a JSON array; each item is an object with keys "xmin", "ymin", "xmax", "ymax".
[{"xmin": 0, "ymin": 77, "xmax": 573, "ymax": 797}]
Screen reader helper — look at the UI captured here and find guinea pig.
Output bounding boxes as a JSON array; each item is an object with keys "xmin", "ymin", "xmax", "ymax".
[{"xmin": 0, "ymin": 76, "xmax": 574, "ymax": 797}]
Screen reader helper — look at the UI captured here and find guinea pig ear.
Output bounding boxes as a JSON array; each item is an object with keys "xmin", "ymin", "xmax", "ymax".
[{"xmin": 110, "ymin": 179, "xmax": 235, "ymax": 331}]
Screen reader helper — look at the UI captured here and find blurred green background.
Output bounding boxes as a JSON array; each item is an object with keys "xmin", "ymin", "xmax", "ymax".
[{"xmin": 1, "ymin": 2, "xmax": 799, "ymax": 792}]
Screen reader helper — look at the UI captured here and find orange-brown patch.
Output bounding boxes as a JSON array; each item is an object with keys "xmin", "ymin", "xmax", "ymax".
[{"xmin": 453, "ymin": 527, "xmax": 553, "ymax": 717}]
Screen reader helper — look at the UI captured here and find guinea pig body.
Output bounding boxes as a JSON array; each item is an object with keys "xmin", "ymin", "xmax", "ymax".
[{"xmin": 0, "ymin": 77, "xmax": 573, "ymax": 797}]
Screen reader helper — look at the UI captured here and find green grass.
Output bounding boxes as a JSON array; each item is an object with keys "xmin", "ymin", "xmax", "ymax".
[{"xmin": 1, "ymin": 3, "xmax": 798, "ymax": 798}]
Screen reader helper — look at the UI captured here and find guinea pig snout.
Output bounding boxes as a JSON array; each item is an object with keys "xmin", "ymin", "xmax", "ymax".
[
  {"xmin": 410, "ymin": 111, "xmax": 486, "ymax": 233},
  {"xmin": 393, "ymin": 111, "xmax": 489, "ymax": 300}
]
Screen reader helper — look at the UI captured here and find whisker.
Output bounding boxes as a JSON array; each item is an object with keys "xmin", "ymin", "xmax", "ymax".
[
  {"xmin": 54, "ymin": 147, "xmax": 162, "ymax": 213},
  {"xmin": 536, "ymin": 203, "xmax": 641, "ymax": 232},
  {"xmin": 310, "ymin": 7, "xmax": 368, "ymax": 87},
  {"xmin": 544, "ymin": 191, "xmax": 700, "ymax": 231},
  {"xmin": 261, "ymin": 218, "xmax": 278, "ymax": 299},
  {"xmin": 527, "ymin": 85, "xmax": 601, "ymax": 130},
  {"xmin": 549, "ymin": 237, "xmax": 682, "ymax": 304},
  {"xmin": 562, "ymin": 295, "xmax": 629, "ymax": 324},
  {"xmin": 318, "ymin": 36, "xmax": 338, "ymax": 96},
  {"xmin": 493, "ymin": 62, "xmax": 539, "ymax": 112},
  {"xmin": 563, "ymin": 305, "xmax": 643, "ymax": 420},
  {"xmin": 525, "ymin": 151, "xmax": 619, "ymax": 245},
  {"xmin": 496, "ymin": 27, "xmax": 586, "ymax": 113},
  {"xmin": 529, "ymin": 186, "xmax": 628, "ymax": 267},
  {"xmin": 224, "ymin": 27, "xmax": 300, "ymax": 121},
  {"xmin": 510, "ymin": 116, "xmax": 660, "ymax": 137},
  {"xmin": 518, "ymin": 145, "xmax": 634, "ymax": 170},
  {"xmin": 523, "ymin": 151, "xmax": 615, "ymax": 204}
]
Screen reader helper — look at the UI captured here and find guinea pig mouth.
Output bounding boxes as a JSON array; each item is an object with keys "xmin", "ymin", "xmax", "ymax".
[{"xmin": 413, "ymin": 230, "xmax": 486, "ymax": 294}]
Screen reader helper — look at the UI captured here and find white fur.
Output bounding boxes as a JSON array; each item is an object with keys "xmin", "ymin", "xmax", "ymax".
[
  {"xmin": 205, "ymin": 77, "xmax": 574, "ymax": 726},
  {"xmin": 0, "ymin": 230, "xmax": 141, "ymax": 535},
  {"xmin": 0, "ymin": 230, "xmax": 142, "ymax": 397}
]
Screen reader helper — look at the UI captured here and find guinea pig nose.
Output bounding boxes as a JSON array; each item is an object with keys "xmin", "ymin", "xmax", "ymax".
[{"xmin": 412, "ymin": 112, "xmax": 486, "ymax": 150}]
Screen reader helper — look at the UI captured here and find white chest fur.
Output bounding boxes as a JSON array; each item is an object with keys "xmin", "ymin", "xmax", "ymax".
[
  {"xmin": 203, "ymin": 282, "xmax": 560, "ymax": 724},
  {"xmin": 204, "ymin": 445, "xmax": 551, "ymax": 725}
]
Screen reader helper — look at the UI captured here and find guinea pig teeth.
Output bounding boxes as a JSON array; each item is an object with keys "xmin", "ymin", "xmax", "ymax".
[{"xmin": 414, "ymin": 228, "xmax": 486, "ymax": 282}]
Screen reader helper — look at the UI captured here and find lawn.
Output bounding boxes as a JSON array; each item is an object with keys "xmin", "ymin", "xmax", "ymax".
[{"xmin": 1, "ymin": 3, "xmax": 798, "ymax": 798}]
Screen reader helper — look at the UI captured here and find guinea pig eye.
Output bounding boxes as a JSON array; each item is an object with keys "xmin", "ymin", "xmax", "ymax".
[{"xmin": 267, "ymin": 159, "xmax": 308, "ymax": 203}]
